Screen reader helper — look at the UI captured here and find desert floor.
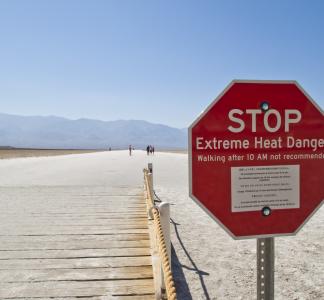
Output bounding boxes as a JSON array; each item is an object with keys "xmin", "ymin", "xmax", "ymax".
[
  {"xmin": 0, "ymin": 149, "xmax": 103, "ymax": 159},
  {"xmin": 0, "ymin": 150, "xmax": 322, "ymax": 299}
]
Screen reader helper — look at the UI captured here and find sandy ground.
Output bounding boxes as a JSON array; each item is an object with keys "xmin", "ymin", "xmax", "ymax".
[
  {"xmin": 0, "ymin": 149, "xmax": 103, "ymax": 159},
  {"xmin": 0, "ymin": 150, "xmax": 322, "ymax": 299}
]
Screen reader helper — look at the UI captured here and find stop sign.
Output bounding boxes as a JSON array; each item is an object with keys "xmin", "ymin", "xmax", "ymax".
[{"xmin": 189, "ymin": 80, "xmax": 324, "ymax": 239}]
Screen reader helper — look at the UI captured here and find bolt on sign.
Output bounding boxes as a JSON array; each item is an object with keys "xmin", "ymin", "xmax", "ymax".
[{"xmin": 189, "ymin": 80, "xmax": 324, "ymax": 239}]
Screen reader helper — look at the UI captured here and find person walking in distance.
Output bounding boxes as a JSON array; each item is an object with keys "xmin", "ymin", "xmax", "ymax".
[
  {"xmin": 146, "ymin": 145, "xmax": 150, "ymax": 155},
  {"xmin": 152, "ymin": 146, "xmax": 155, "ymax": 155},
  {"xmin": 129, "ymin": 145, "xmax": 132, "ymax": 156}
]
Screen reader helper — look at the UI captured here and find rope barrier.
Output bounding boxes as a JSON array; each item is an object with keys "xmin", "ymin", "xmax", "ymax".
[{"xmin": 144, "ymin": 169, "xmax": 177, "ymax": 300}]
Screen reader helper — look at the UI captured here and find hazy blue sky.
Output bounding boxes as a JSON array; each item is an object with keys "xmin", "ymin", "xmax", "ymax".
[{"xmin": 0, "ymin": 0, "xmax": 323, "ymax": 128}]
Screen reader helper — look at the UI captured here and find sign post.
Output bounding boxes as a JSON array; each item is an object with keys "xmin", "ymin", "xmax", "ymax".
[
  {"xmin": 257, "ymin": 238, "xmax": 274, "ymax": 300},
  {"xmin": 189, "ymin": 80, "xmax": 324, "ymax": 298}
]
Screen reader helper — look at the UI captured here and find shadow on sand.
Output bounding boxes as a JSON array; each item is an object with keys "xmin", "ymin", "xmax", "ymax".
[{"xmin": 171, "ymin": 218, "xmax": 211, "ymax": 300}]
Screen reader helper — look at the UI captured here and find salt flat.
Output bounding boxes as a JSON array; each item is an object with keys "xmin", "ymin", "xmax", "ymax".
[
  {"xmin": 0, "ymin": 150, "xmax": 322, "ymax": 299},
  {"xmin": 0, "ymin": 149, "xmax": 102, "ymax": 160},
  {"xmin": 151, "ymin": 152, "xmax": 324, "ymax": 300}
]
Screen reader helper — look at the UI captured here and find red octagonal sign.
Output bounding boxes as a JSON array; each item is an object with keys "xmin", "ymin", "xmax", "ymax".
[{"xmin": 189, "ymin": 80, "xmax": 324, "ymax": 239}]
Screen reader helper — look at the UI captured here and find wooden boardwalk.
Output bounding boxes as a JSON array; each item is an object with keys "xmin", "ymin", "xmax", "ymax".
[{"xmin": 0, "ymin": 186, "xmax": 155, "ymax": 299}]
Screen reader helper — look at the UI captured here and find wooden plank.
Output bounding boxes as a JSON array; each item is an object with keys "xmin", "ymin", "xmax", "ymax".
[
  {"xmin": 0, "ymin": 256, "xmax": 152, "ymax": 270},
  {"xmin": 1, "ymin": 201, "xmax": 145, "ymax": 206},
  {"xmin": 24, "ymin": 209, "xmax": 148, "ymax": 213},
  {"xmin": 1, "ymin": 211, "xmax": 147, "ymax": 217},
  {"xmin": 0, "ymin": 201, "xmax": 144, "ymax": 206},
  {"xmin": 1, "ymin": 211, "xmax": 147, "ymax": 216},
  {"xmin": 2, "ymin": 296, "xmax": 155, "ymax": 300},
  {"xmin": 0, "ymin": 211, "xmax": 147, "ymax": 217},
  {"xmin": 0, "ymin": 233, "xmax": 149, "ymax": 243},
  {"xmin": 0, "ymin": 214, "xmax": 148, "ymax": 220},
  {"xmin": 0, "ymin": 239, "xmax": 150, "ymax": 250},
  {"xmin": 0, "ymin": 279, "xmax": 155, "ymax": 298},
  {"xmin": 0, "ymin": 228, "xmax": 149, "ymax": 235},
  {"xmin": 1, "ymin": 217, "xmax": 146, "ymax": 222},
  {"xmin": 0, "ymin": 224, "xmax": 149, "ymax": 230},
  {"xmin": 0, "ymin": 221, "xmax": 148, "ymax": 227},
  {"xmin": 0, "ymin": 266, "xmax": 153, "ymax": 282},
  {"xmin": 0, "ymin": 248, "xmax": 150, "ymax": 259}
]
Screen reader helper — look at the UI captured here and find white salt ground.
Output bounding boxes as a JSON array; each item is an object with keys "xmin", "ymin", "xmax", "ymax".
[
  {"xmin": 151, "ymin": 152, "xmax": 324, "ymax": 300},
  {"xmin": 0, "ymin": 150, "xmax": 322, "ymax": 300}
]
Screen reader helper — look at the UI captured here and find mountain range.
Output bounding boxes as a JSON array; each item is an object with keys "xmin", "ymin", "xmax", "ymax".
[{"xmin": 0, "ymin": 113, "xmax": 187, "ymax": 149}]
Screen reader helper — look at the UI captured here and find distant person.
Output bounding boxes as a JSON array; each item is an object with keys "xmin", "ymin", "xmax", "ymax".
[
  {"xmin": 146, "ymin": 145, "xmax": 150, "ymax": 155},
  {"xmin": 149, "ymin": 145, "xmax": 153, "ymax": 155},
  {"xmin": 129, "ymin": 145, "xmax": 132, "ymax": 156},
  {"xmin": 152, "ymin": 146, "xmax": 155, "ymax": 155}
]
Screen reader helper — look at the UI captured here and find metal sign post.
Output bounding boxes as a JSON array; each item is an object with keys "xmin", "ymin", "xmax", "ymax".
[{"xmin": 257, "ymin": 238, "xmax": 274, "ymax": 300}]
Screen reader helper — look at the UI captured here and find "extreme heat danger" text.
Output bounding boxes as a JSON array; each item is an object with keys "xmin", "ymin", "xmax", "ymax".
[{"xmin": 196, "ymin": 136, "xmax": 324, "ymax": 152}]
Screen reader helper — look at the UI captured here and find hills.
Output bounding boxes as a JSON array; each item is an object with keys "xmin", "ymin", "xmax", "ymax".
[{"xmin": 0, "ymin": 113, "xmax": 187, "ymax": 149}]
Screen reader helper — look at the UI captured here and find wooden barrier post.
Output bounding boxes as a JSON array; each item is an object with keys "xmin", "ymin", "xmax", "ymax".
[
  {"xmin": 148, "ymin": 163, "xmax": 154, "ymax": 204},
  {"xmin": 159, "ymin": 202, "xmax": 171, "ymax": 299},
  {"xmin": 148, "ymin": 162, "xmax": 153, "ymax": 174},
  {"xmin": 144, "ymin": 165, "xmax": 176, "ymax": 300},
  {"xmin": 159, "ymin": 202, "xmax": 171, "ymax": 264}
]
